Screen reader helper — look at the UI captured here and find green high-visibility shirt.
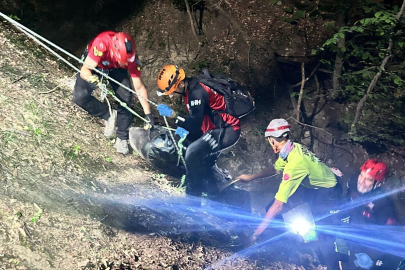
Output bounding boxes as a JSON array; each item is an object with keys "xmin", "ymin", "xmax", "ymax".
[{"xmin": 274, "ymin": 143, "xmax": 337, "ymax": 203}]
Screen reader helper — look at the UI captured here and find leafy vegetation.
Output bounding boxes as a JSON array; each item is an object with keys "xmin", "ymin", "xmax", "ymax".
[
  {"xmin": 318, "ymin": 1, "xmax": 405, "ymax": 148},
  {"xmin": 31, "ymin": 208, "xmax": 43, "ymax": 223},
  {"xmin": 191, "ymin": 60, "xmax": 210, "ymax": 72}
]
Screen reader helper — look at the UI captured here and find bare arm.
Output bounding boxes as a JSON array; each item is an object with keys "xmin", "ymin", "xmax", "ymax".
[
  {"xmin": 254, "ymin": 199, "xmax": 284, "ymax": 236},
  {"xmin": 131, "ymin": 77, "xmax": 151, "ymax": 115},
  {"xmin": 79, "ymin": 56, "xmax": 98, "ymax": 81},
  {"xmin": 237, "ymin": 166, "xmax": 277, "ymax": 182}
]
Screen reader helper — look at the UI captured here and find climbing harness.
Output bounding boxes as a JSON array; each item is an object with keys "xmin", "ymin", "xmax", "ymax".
[{"xmin": 0, "ymin": 12, "xmax": 188, "ymax": 170}]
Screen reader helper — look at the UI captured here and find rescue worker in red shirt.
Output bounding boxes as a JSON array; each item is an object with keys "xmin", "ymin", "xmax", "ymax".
[
  {"xmin": 346, "ymin": 159, "xmax": 396, "ymax": 225},
  {"xmin": 73, "ymin": 31, "xmax": 154, "ymax": 155},
  {"xmin": 155, "ymin": 65, "xmax": 241, "ymax": 196}
]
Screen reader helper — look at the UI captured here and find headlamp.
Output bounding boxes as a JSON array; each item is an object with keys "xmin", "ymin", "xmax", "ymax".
[
  {"xmin": 291, "ymin": 217, "xmax": 312, "ymax": 236},
  {"xmin": 283, "ymin": 203, "xmax": 318, "ymax": 243}
]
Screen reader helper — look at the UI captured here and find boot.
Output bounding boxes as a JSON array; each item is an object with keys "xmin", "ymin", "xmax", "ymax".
[
  {"xmin": 104, "ymin": 109, "xmax": 117, "ymax": 138},
  {"xmin": 115, "ymin": 138, "xmax": 129, "ymax": 155},
  {"xmin": 212, "ymin": 164, "xmax": 232, "ymax": 183}
]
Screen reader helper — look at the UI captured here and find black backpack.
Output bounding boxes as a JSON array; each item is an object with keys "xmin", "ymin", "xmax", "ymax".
[{"xmin": 197, "ymin": 69, "xmax": 255, "ymax": 118}]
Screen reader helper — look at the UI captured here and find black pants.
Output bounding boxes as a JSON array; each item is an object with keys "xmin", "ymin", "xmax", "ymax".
[
  {"xmin": 273, "ymin": 183, "xmax": 343, "ymax": 270},
  {"xmin": 184, "ymin": 126, "xmax": 240, "ymax": 196},
  {"xmin": 304, "ymin": 184, "xmax": 342, "ymax": 270},
  {"xmin": 73, "ymin": 68, "xmax": 133, "ymax": 140}
]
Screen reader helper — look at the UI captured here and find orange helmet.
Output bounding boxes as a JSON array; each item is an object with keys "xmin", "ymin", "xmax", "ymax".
[
  {"xmin": 360, "ymin": 159, "xmax": 388, "ymax": 182},
  {"xmin": 111, "ymin": 32, "xmax": 136, "ymax": 65},
  {"xmin": 157, "ymin": 65, "xmax": 185, "ymax": 95}
]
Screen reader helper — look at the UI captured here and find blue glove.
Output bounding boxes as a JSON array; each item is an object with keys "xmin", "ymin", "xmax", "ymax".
[
  {"xmin": 175, "ymin": 127, "xmax": 189, "ymax": 138},
  {"xmin": 157, "ymin": 104, "xmax": 173, "ymax": 117}
]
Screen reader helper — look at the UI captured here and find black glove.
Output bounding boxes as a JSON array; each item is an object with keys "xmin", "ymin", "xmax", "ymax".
[
  {"xmin": 145, "ymin": 113, "xmax": 155, "ymax": 125},
  {"xmin": 143, "ymin": 113, "xmax": 155, "ymax": 129}
]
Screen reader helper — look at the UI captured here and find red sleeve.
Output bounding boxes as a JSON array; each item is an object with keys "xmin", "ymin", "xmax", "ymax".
[
  {"xmin": 87, "ymin": 37, "xmax": 107, "ymax": 64},
  {"xmin": 127, "ymin": 56, "xmax": 142, "ymax": 78}
]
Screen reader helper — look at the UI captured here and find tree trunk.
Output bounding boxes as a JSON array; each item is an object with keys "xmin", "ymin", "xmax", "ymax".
[
  {"xmin": 296, "ymin": 62, "xmax": 306, "ymax": 121},
  {"xmin": 331, "ymin": 12, "xmax": 346, "ymax": 99},
  {"xmin": 350, "ymin": 0, "xmax": 405, "ymax": 134}
]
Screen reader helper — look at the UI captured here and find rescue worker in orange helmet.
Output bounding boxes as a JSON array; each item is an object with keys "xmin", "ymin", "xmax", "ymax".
[
  {"xmin": 156, "ymin": 65, "xmax": 241, "ymax": 197},
  {"xmin": 73, "ymin": 31, "xmax": 154, "ymax": 155}
]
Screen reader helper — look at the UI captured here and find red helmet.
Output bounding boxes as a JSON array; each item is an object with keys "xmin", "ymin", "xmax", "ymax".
[
  {"xmin": 111, "ymin": 32, "xmax": 136, "ymax": 65},
  {"xmin": 360, "ymin": 159, "xmax": 388, "ymax": 182}
]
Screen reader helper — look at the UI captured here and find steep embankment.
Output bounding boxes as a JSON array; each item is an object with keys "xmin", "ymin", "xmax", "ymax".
[{"xmin": 0, "ymin": 20, "xmax": 309, "ymax": 270}]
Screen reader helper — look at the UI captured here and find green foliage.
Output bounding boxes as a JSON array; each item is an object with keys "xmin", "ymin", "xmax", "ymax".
[
  {"xmin": 320, "ymin": 2, "xmax": 405, "ymax": 147},
  {"xmin": 28, "ymin": 74, "xmax": 45, "ymax": 87},
  {"xmin": 6, "ymin": 14, "xmax": 20, "ymax": 21},
  {"xmin": 31, "ymin": 208, "xmax": 42, "ymax": 223},
  {"xmin": 281, "ymin": 7, "xmax": 306, "ymax": 24},
  {"xmin": 65, "ymin": 144, "xmax": 80, "ymax": 159},
  {"xmin": 291, "ymin": 91, "xmax": 307, "ymax": 98},
  {"xmin": 151, "ymin": 173, "xmax": 165, "ymax": 180},
  {"xmin": 192, "ymin": 60, "xmax": 210, "ymax": 72}
]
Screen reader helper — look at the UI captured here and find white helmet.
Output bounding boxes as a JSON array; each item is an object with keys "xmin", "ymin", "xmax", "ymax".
[{"xmin": 265, "ymin": 118, "xmax": 291, "ymax": 138}]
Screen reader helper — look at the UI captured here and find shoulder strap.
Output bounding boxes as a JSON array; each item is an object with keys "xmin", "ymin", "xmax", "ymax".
[{"xmin": 201, "ymin": 69, "xmax": 213, "ymax": 79}]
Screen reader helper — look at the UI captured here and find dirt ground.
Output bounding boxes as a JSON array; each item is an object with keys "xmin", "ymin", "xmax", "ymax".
[
  {"xmin": 0, "ymin": 21, "xmax": 316, "ymax": 270},
  {"xmin": 1, "ymin": 1, "xmax": 405, "ymax": 269}
]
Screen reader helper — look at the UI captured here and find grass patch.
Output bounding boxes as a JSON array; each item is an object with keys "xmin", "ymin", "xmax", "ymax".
[{"xmin": 27, "ymin": 74, "xmax": 45, "ymax": 87}]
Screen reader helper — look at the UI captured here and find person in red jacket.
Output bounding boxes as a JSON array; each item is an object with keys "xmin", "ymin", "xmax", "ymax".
[
  {"xmin": 73, "ymin": 31, "xmax": 154, "ymax": 155},
  {"xmin": 340, "ymin": 159, "xmax": 403, "ymax": 270},
  {"xmin": 156, "ymin": 65, "xmax": 241, "ymax": 197},
  {"xmin": 346, "ymin": 159, "xmax": 396, "ymax": 225}
]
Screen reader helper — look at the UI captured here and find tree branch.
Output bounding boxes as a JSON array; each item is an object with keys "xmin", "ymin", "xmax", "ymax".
[
  {"xmin": 331, "ymin": 12, "xmax": 346, "ymax": 99},
  {"xmin": 350, "ymin": 0, "xmax": 405, "ymax": 134},
  {"xmin": 288, "ymin": 116, "xmax": 332, "ymax": 136},
  {"xmin": 291, "ymin": 61, "xmax": 320, "ymax": 88},
  {"xmin": 184, "ymin": 0, "xmax": 199, "ymax": 44},
  {"xmin": 350, "ymin": 39, "xmax": 393, "ymax": 134},
  {"xmin": 296, "ymin": 62, "xmax": 306, "ymax": 121}
]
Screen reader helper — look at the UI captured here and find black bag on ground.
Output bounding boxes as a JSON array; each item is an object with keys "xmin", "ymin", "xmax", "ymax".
[
  {"xmin": 197, "ymin": 69, "xmax": 255, "ymax": 118},
  {"xmin": 129, "ymin": 126, "xmax": 186, "ymax": 177}
]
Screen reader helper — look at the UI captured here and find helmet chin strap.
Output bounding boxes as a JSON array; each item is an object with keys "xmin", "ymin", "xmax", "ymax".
[
  {"xmin": 372, "ymin": 180, "xmax": 382, "ymax": 190},
  {"xmin": 174, "ymin": 82, "xmax": 187, "ymax": 96},
  {"xmin": 173, "ymin": 90, "xmax": 185, "ymax": 96}
]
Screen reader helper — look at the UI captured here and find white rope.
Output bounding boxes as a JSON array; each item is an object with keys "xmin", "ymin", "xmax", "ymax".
[
  {"xmin": 0, "ymin": 12, "xmax": 158, "ymax": 107},
  {"xmin": 0, "ymin": 13, "xmax": 187, "ymax": 169},
  {"xmin": 163, "ymin": 116, "xmax": 187, "ymax": 172}
]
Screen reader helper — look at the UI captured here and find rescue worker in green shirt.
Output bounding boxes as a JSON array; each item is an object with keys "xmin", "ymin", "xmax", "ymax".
[{"xmin": 237, "ymin": 118, "xmax": 342, "ymax": 270}]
